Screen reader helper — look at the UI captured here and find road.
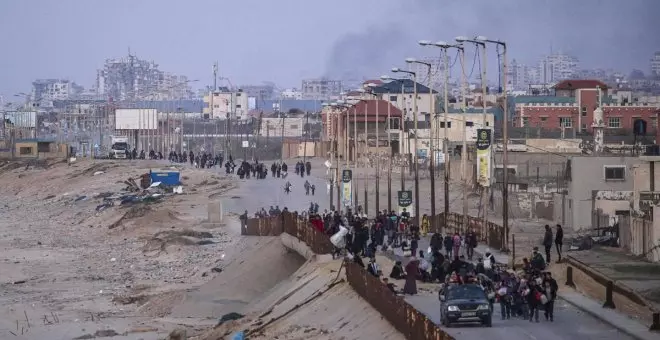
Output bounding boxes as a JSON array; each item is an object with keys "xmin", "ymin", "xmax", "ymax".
[
  {"xmin": 215, "ymin": 162, "xmax": 634, "ymax": 340},
  {"xmin": 406, "ymin": 294, "xmax": 632, "ymax": 340}
]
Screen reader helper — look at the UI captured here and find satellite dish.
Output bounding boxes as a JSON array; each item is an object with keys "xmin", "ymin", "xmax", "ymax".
[{"xmin": 324, "ymin": 160, "xmax": 332, "ymax": 168}]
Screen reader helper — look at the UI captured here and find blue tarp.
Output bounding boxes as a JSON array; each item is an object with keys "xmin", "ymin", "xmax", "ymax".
[{"xmin": 232, "ymin": 331, "xmax": 245, "ymax": 340}]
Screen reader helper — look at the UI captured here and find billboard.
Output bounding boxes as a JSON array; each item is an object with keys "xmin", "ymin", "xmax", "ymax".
[
  {"xmin": 115, "ymin": 109, "xmax": 157, "ymax": 130},
  {"xmin": 476, "ymin": 128, "xmax": 492, "ymax": 187},
  {"xmin": 5, "ymin": 111, "xmax": 37, "ymax": 128}
]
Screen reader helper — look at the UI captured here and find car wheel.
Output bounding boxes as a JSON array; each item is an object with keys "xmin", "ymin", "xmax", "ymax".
[{"xmin": 483, "ymin": 317, "xmax": 492, "ymax": 327}]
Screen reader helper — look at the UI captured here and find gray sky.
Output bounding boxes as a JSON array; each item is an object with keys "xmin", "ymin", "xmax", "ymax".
[{"xmin": 0, "ymin": 0, "xmax": 658, "ymax": 97}]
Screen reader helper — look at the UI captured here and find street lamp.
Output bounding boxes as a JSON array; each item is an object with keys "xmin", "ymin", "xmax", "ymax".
[
  {"xmin": 456, "ymin": 37, "xmax": 488, "ymax": 127},
  {"xmin": 362, "ymin": 83, "xmax": 382, "ymax": 215},
  {"xmin": 406, "ymin": 56, "xmax": 437, "ymax": 230},
  {"xmin": 392, "ymin": 66, "xmax": 420, "ymax": 224},
  {"xmin": 476, "ymin": 35, "xmax": 510, "ymax": 251},
  {"xmin": 420, "ymin": 40, "xmax": 468, "ymax": 233},
  {"xmin": 380, "ymin": 74, "xmax": 409, "ymax": 200}
]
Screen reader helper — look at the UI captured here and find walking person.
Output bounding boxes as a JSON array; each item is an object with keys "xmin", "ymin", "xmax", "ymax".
[
  {"xmin": 555, "ymin": 224, "xmax": 564, "ymax": 262},
  {"xmin": 527, "ymin": 280, "xmax": 542, "ymax": 322},
  {"xmin": 543, "ymin": 272, "xmax": 558, "ymax": 321},
  {"xmin": 543, "ymin": 225, "xmax": 553, "ymax": 264}
]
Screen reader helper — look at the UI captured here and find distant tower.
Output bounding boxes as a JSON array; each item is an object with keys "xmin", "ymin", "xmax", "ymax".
[{"xmin": 592, "ymin": 86, "xmax": 605, "ymax": 154}]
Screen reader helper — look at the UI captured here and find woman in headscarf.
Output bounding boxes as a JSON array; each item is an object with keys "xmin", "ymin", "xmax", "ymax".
[
  {"xmin": 403, "ymin": 257, "xmax": 419, "ymax": 295},
  {"xmin": 420, "ymin": 214, "xmax": 430, "ymax": 237}
]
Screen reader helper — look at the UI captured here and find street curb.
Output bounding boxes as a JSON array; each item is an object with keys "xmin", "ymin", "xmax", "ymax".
[{"xmin": 558, "ymin": 294, "xmax": 647, "ymax": 340}]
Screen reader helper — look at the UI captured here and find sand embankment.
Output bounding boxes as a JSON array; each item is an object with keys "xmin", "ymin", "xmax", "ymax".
[{"xmin": 192, "ymin": 232, "xmax": 404, "ymax": 340}]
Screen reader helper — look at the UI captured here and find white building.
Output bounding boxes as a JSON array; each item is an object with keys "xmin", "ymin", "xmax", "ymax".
[
  {"xmin": 203, "ymin": 87, "xmax": 249, "ymax": 120},
  {"xmin": 372, "ymin": 79, "xmax": 437, "ymax": 121},
  {"xmin": 651, "ymin": 51, "xmax": 660, "ymax": 76},
  {"xmin": 31, "ymin": 79, "xmax": 82, "ymax": 103},
  {"xmin": 535, "ymin": 53, "xmax": 579, "ymax": 83},
  {"xmin": 260, "ymin": 117, "xmax": 304, "ymax": 137},
  {"xmin": 281, "ymin": 88, "xmax": 303, "ymax": 100},
  {"xmin": 301, "ymin": 78, "xmax": 342, "ymax": 100},
  {"xmin": 508, "ymin": 59, "xmax": 532, "ymax": 91}
]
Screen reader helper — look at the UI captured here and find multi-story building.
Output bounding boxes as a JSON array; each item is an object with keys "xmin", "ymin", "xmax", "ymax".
[
  {"xmin": 651, "ymin": 51, "xmax": 660, "ymax": 76},
  {"xmin": 96, "ymin": 53, "xmax": 192, "ymax": 101},
  {"xmin": 301, "ymin": 78, "xmax": 342, "ymax": 100},
  {"xmin": 240, "ymin": 84, "xmax": 275, "ymax": 102},
  {"xmin": 513, "ymin": 79, "xmax": 660, "ymax": 133},
  {"xmin": 281, "ymin": 88, "xmax": 303, "ymax": 100},
  {"xmin": 370, "ymin": 79, "xmax": 437, "ymax": 121},
  {"xmin": 31, "ymin": 79, "xmax": 83, "ymax": 104},
  {"xmin": 508, "ymin": 59, "xmax": 532, "ymax": 91},
  {"xmin": 203, "ymin": 87, "xmax": 249, "ymax": 120},
  {"xmin": 534, "ymin": 53, "xmax": 579, "ymax": 83}
]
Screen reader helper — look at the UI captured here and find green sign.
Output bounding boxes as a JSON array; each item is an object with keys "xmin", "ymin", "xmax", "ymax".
[
  {"xmin": 397, "ymin": 190, "xmax": 413, "ymax": 207},
  {"xmin": 476, "ymin": 129, "xmax": 492, "ymax": 150},
  {"xmin": 342, "ymin": 169, "xmax": 352, "ymax": 183}
]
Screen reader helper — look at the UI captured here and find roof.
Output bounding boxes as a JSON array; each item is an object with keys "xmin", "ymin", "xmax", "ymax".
[
  {"xmin": 16, "ymin": 138, "xmax": 55, "ymax": 143},
  {"xmin": 553, "ymin": 80, "xmax": 608, "ymax": 90},
  {"xmin": 256, "ymin": 99, "xmax": 324, "ymax": 112},
  {"xmin": 513, "ymin": 96, "xmax": 576, "ymax": 104},
  {"xmin": 362, "ymin": 79, "xmax": 384, "ymax": 86},
  {"xmin": 351, "ymin": 100, "xmax": 402, "ymax": 118},
  {"xmin": 371, "ymin": 79, "xmax": 437, "ymax": 94}
]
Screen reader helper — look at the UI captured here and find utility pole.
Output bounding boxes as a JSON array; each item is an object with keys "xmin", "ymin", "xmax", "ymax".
[
  {"xmin": 500, "ymin": 41, "xmax": 510, "ymax": 251},
  {"xmin": 363, "ymin": 100, "xmax": 369, "ymax": 215},
  {"xmin": 459, "ymin": 44, "xmax": 469, "ymax": 234},
  {"xmin": 353, "ymin": 104, "xmax": 359, "ymax": 212},
  {"xmin": 443, "ymin": 48, "xmax": 451, "ymax": 230},
  {"xmin": 426, "ymin": 63, "xmax": 436, "ymax": 228},
  {"xmin": 386, "ymin": 95, "xmax": 392, "ymax": 212},
  {"xmin": 303, "ymin": 111, "xmax": 309, "ymax": 163},
  {"xmin": 375, "ymin": 97, "xmax": 380, "ymax": 214}
]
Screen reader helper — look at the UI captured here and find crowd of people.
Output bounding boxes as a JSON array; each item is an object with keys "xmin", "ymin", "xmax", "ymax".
[{"xmin": 258, "ymin": 207, "xmax": 567, "ymax": 325}]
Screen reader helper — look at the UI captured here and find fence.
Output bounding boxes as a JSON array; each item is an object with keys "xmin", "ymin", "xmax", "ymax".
[
  {"xmin": 619, "ymin": 216, "xmax": 659, "ymax": 262},
  {"xmin": 242, "ymin": 213, "xmax": 455, "ymax": 340},
  {"xmin": 565, "ymin": 256, "xmax": 660, "ymax": 331},
  {"xmin": 345, "ymin": 261, "xmax": 455, "ymax": 340},
  {"xmin": 430, "ymin": 212, "xmax": 505, "ymax": 252},
  {"xmin": 242, "ymin": 212, "xmax": 335, "ymax": 254}
]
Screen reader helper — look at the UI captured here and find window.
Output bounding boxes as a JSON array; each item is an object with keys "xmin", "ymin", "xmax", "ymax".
[
  {"xmin": 236, "ymin": 104, "xmax": 242, "ymax": 108},
  {"xmin": 581, "ymin": 107, "xmax": 587, "ymax": 117},
  {"xmin": 486, "ymin": 122, "xmax": 490, "ymax": 126},
  {"xmin": 290, "ymin": 124, "xmax": 298, "ymax": 129},
  {"xmin": 651, "ymin": 117, "xmax": 658, "ymax": 128},
  {"xmin": 604, "ymin": 165, "xmax": 625, "ymax": 181},
  {"xmin": 389, "ymin": 95, "xmax": 397, "ymax": 102},
  {"xmin": 540, "ymin": 117, "xmax": 547, "ymax": 122},
  {"xmin": 214, "ymin": 104, "xmax": 220, "ymax": 108},
  {"xmin": 608, "ymin": 117, "xmax": 621, "ymax": 128},
  {"xmin": 466, "ymin": 121, "xmax": 474, "ymax": 127},
  {"xmin": 439, "ymin": 121, "xmax": 452, "ymax": 128},
  {"xmin": 522, "ymin": 117, "xmax": 529, "ymax": 127},
  {"xmin": 19, "ymin": 147, "xmax": 33, "ymax": 155},
  {"xmin": 236, "ymin": 93, "xmax": 241, "ymax": 96},
  {"xmin": 559, "ymin": 117, "xmax": 572, "ymax": 128},
  {"xmin": 581, "ymin": 124, "xmax": 587, "ymax": 132}
]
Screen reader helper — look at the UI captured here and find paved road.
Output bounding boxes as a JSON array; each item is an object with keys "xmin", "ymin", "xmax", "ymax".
[
  {"xmin": 406, "ymin": 294, "xmax": 632, "ymax": 340},
  {"xmin": 216, "ymin": 166, "xmax": 634, "ymax": 340}
]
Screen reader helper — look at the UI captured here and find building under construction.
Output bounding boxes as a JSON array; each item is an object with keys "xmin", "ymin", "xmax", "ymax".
[{"xmin": 96, "ymin": 53, "xmax": 192, "ymax": 101}]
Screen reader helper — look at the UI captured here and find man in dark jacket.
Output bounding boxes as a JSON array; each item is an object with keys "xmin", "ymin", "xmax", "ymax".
[
  {"xmin": 555, "ymin": 224, "xmax": 564, "ymax": 262},
  {"xmin": 543, "ymin": 225, "xmax": 553, "ymax": 263}
]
